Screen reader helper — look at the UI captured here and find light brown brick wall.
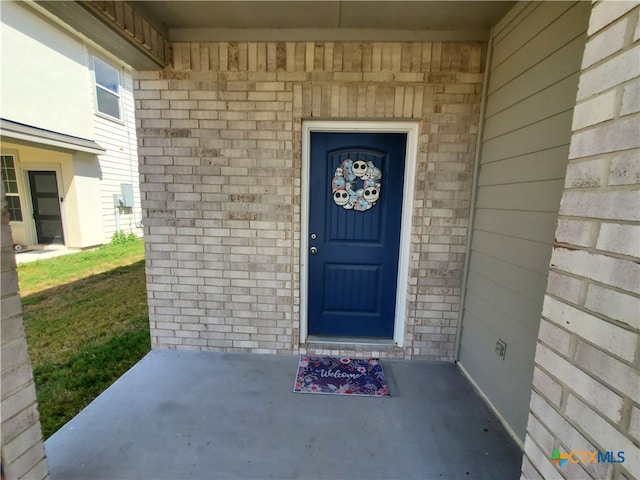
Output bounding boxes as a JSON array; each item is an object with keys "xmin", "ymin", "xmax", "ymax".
[
  {"xmin": 521, "ymin": 3, "xmax": 640, "ymax": 479},
  {"xmin": 1, "ymin": 185, "xmax": 49, "ymax": 480},
  {"xmin": 134, "ymin": 41, "xmax": 485, "ymax": 360}
]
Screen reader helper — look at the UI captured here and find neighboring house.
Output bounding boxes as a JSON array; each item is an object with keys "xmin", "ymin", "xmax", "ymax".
[
  {"xmin": 0, "ymin": 1, "xmax": 142, "ymax": 250},
  {"xmin": 1, "ymin": 2, "xmax": 638, "ymax": 480}
]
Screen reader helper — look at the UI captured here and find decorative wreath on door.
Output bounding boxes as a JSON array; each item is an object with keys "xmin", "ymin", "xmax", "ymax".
[{"xmin": 331, "ymin": 159, "xmax": 382, "ymax": 211}]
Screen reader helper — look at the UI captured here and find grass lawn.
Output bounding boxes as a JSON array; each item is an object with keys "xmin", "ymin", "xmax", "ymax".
[{"xmin": 18, "ymin": 238, "xmax": 150, "ymax": 439}]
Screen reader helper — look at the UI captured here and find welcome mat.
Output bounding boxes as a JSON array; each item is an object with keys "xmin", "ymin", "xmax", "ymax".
[{"xmin": 293, "ymin": 356, "xmax": 390, "ymax": 396}]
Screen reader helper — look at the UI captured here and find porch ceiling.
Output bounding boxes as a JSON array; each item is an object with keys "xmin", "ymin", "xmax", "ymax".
[
  {"xmin": 134, "ymin": 1, "xmax": 515, "ymax": 41},
  {"xmin": 32, "ymin": 1, "xmax": 515, "ymax": 69}
]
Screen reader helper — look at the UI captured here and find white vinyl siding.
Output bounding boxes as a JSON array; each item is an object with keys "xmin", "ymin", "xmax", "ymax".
[
  {"xmin": 93, "ymin": 68, "xmax": 142, "ymax": 241},
  {"xmin": 1, "ymin": 3, "xmax": 141, "ymax": 248},
  {"xmin": 458, "ymin": 1, "xmax": 590, "ymax": 442}
]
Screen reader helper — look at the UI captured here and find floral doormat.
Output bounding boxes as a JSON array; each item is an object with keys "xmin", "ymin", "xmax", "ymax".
[{"xmin": 293, "ymin": 356, "xmax": 390, "ymax": 396}]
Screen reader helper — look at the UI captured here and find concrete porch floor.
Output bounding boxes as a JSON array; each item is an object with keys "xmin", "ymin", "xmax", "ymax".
[{"xmin": 45, "ymin": 350, "xmax": 522, "ymax": 479}]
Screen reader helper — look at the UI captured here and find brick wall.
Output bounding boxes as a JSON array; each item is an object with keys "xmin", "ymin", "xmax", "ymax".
[
  {"xmin": 1, "ymin": 185, "xmax": 49, "ymax": 479},
  {"xmin": 134, "ymin": 41, "xmax": 485, "ymax": 360},
  {"xmin": 521, "ymin": 2, "xmax": 640, "ymax": 479}
]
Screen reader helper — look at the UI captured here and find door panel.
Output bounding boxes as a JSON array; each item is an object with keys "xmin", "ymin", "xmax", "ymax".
[
  {"xmin": 29, "ymin": 171, "xmax": 64, "ymax": 245},
  {"xmin": 324, "ymin": 264, "xmax": 381, "ymax": 313},
  {"xmin": 308, "ymin": 132, "xmax": 406, "ymax": 338}
]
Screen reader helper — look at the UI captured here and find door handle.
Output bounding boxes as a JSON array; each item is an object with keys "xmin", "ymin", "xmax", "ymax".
[{"xmin": 309, "ymin": 246, "xmax": 318, "ymax": 255}]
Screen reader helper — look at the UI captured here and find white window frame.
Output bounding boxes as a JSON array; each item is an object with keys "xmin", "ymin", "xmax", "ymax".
[
  {"xmin": 93, "ymin": 56, "xmax": 122, "ymax": 121},
  {"xmin": 1, "ymin": 154, "xmax": 23, "ymax": 223}
]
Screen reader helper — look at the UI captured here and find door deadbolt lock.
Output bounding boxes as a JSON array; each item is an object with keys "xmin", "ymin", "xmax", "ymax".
[
  {"xmin": 309, "ymin": 246, "xmax": 318, "ymax": 255},
  {"xmin": 310, "ymin": 233, "xmax": 317, "ymax": 240}
]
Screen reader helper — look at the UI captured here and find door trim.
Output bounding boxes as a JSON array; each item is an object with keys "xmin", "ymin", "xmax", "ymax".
[
  {"xmin": 28, "ymin": 170, "xmax": 65, "ymax": 245},
  {"xmin": 301, "ymin": 121, "xmax": 419, "ymax": 347},
  {"xmin": 25, "ymin": 164, "xmax": 66, "ymax": 246}
]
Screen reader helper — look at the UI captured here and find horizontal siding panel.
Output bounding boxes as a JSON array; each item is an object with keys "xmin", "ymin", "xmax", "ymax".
[
  {"xmin": 460, "ymin": 309, "xmax": 536, "ymax": 395},
  {"xmin": 94, "ymin": 125, "xmax": 130, "ymax": 140},
  {"xmin": 94, "ymin": 138, "xmax": 134, "ymax": 152},
  {"xmin": 483, "ymin": 73, "xmax": 580, "ymax": 140},
  {"xmin": 468, "ymin": 251, "xmax": 549, "ymax": 305},
  {"xmin": 478, "ymin": 146, "xmax": 569, "ymax": 184},
  {"xmin": 489, "ymin": 2, "xmax": 589, "ymax": 94},
  {"xmin": 485, "ymin": 35, "xmax": 587, "ymax": 117},
  {"xmin": 92, "ymin": 71, "xmax": 142, "ymax": 243},
  {"xmin": 481, "ymin": 111, "xmax": 573, "ymax": 163},
  {"xmin": 493, "ymin": 2, "xmax": 538, "ymax": 45},
  {"xmin": 492, "ymin": 1, "xmax": 577, "ymax": 67},
  {"xmin": 96, "ymin": 153, "xmax": 136, "ymax": 162},
  {"xmin": 100, "ymin": 176, "xmax": 138, "ymax": 187},
  {"xmin": 458, "ymin": 312, "xmax": 514, "ymax": 407},
  {"xmin": 475, "ymin": 180, "xmax": 565, "ymax": 212},
  {"xmin": 471, "ymin": 230, "xmax": 554, "ymax": 275},
  {"xmin": 464, "ymin": 289, "xmax": 539, "ymax": 346},
  {"xmin": 97, "ymin": 150, "xmax": 135, "ymax": 160},
  {"xmin": 460, "ymin": 1, "xmax": 588, "ymax": 443},
  {"xmin": 473, "ymin": 209, "xmax": 559, "ymax": 244},
  {"xmin": 97, "ymin": 157, "xmax": 137, "ymax": 174},
  {"xmin": 102, "ymin": 172, "xmax": 137, "ymax": 184},
  {"xmin": 102, "ymin": 178, "xmax": 138, "ymax": 188},
  {"xmin": 465, "ymin": 271, "xmax": 543, "ymax": 334},
  {"xmin": 458, "ymin": 304, "xmax": 536, "ymax": 441},
  {"xmin": 94, "ymin": 122, "xmax": 133, "ymax": 139}
]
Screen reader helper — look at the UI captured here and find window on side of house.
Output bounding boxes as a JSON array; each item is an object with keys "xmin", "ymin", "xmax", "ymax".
[
  {"xmin": 93, "ymin": 56, "xmax": 121, "ymax": 120},
  {"xmin": 1, "ymin": 155, "xmax": 23, "ymax": 222}
]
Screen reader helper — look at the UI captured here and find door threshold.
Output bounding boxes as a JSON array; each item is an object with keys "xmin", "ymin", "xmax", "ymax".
[{"xmin": 306, "ymin": 336, "xmax": 396, "ymax": 346}]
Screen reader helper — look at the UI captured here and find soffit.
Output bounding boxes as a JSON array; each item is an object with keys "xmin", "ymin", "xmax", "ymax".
[
  {"xmin": 134, "ymin": 1, "xmax": 515, "ymax": 41},
  {"xmin": 30, "ymin": 1, "xmax": 167, "ymax": 69}
]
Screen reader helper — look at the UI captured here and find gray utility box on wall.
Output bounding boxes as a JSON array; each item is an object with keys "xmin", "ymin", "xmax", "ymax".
[
  {"xmin": 120, "ymin": 184, "xmax": 134, "ymax": 207},
  {"xmin": 113, "ymin": 184, "xmax": 134, "ymax": 208}
]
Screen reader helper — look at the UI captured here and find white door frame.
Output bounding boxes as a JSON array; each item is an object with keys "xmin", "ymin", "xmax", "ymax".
[{"xmin": 300, "ymin": 121, "xmax": 419, "ymax": 347}]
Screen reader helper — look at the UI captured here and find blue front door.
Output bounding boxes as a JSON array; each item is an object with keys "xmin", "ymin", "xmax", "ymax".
[{"xmin": 308, "ymin": 132, "xmax": 407, "ymax": 338}]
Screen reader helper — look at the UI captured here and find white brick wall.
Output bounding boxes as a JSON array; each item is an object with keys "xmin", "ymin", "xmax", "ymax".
[
  {"xmin": 135, "ymin": 41, "xmax": 485, "ymax": 360},
  {"xmin": 1, "ymin": 186, "xmax": 49, "ymax": 480},
  {"xmin": 522, "ymin": 2, "xmax": 640, "ymax": 479}
]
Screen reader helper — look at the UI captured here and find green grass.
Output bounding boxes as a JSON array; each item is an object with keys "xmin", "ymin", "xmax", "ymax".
[
  {"xmin": 18, "ymin": 238, "xmax": 150, "ymax": 438},
  {"xmin": 18, "ymin": 236, "xmax": 144, "ymax": 297}
]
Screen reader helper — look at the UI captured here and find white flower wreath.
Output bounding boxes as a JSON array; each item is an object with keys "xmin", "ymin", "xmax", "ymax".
[{"xmin": 331, "ymin": 159, "xmax": 382, "ymax": 211}]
